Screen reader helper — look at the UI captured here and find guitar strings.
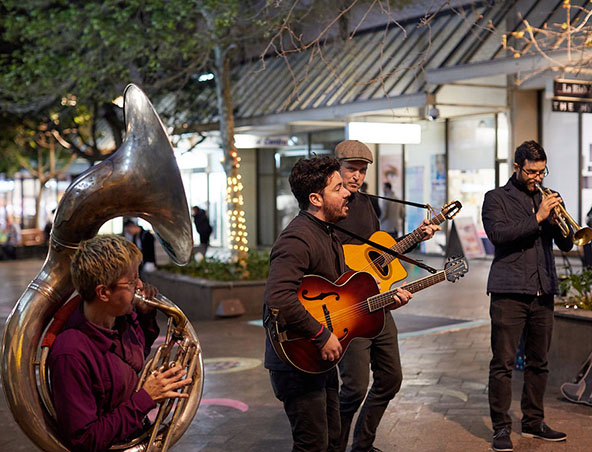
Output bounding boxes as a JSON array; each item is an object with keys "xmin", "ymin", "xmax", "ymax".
[
  {"xmin": 355, "ymin": 218, "xmax": 436, "ymax": 275},
  {"xmin": 313, "ymin": 272, "xmax": 447, "ymax": 327},
  {"xmin": 312, "ymin": 272, "xmax": 446, "ymax": 327}
]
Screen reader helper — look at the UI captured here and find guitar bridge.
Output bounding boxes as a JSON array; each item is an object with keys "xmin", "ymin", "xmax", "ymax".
[{"xmin": 322, "ymin": 304, "xmax": 333, "ymax": 332}]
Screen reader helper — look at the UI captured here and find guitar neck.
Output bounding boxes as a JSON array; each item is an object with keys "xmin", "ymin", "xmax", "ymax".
[
  {"xmin": 367, "ymin": 270, "xmax": 446, "ymax": 312},
  {"xmin": 385, "ymin": 212, "xmax": 446, "ymax": 261}
]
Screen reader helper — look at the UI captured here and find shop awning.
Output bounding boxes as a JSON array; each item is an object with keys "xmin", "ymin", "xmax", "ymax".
[
  {"xmin": 185, "ymin": 0, "xmax": 585, "ymax": 129},
  {"xmin": 427, "ymin": 0, "xmax": 592, "ymax": 85}
]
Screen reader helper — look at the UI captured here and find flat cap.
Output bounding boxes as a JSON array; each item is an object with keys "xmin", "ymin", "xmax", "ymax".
[{"xmin": 335, "ymin": 140, "xmax": 373, "ymax": 164}]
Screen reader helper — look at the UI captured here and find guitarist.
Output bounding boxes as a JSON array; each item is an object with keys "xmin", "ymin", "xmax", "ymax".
[
  {"xmin": 263, "ymin": 155, "xmax": 412, "ymax": 452},
  {"xmin": 333, "ymin": 140, "xmax": 440, "ymax": 452}
]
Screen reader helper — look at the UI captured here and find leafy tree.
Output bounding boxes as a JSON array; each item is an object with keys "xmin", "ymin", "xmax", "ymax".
[
  {"xmin": 0, "ymin": 0, "xmax": 412, "ymax": 256},
  {"xmin": 1, "ymin": 111, "xmax": 77, "ymax": 227}
]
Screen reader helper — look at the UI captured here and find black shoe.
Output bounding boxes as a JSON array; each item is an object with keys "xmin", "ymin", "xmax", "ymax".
[
  {"xmin": 521, "ymin": 422, "xmax": 567, "ymax": 442},
  {"xmin": 492, "ymin": 428, "xmax": 513, "ymax": 451}
]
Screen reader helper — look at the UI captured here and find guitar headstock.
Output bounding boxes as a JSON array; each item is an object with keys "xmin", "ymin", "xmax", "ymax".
[
  {"xmin": 444, "ymin": 256, "xmax": 469, "ymax": 282},
  {"xmin": 442, "ymin": 201, "xmax": 462, "ymax": 219}
]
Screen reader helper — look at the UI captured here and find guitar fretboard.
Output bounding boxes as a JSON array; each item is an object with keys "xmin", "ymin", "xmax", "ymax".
[
  {"xmin": 380, "ymin": 212, "xmax": 446, "ymax": 266},
  {"xmin": 367, "ymin": 270, "xmax": 446, "ymax": 312}
]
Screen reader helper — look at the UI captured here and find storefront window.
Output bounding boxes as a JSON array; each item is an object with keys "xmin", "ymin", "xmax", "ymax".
[
  {"xmin": 378, "ymin": 144, "xmax": 404, "ymax": 236},
  {"xmin": 273, "ymin": 129, "xmax": 343, "ymax": 238},
  {"xmin": 448, "ymin": 115, "xmax": 496, "ymax": 234},
  {"xmin": 404, "ymin": 121, "xmax": 446, "ymax": 254},
  {"xmin": 581, "ymin": 114, "xmax": 592, "ymax": 226}
]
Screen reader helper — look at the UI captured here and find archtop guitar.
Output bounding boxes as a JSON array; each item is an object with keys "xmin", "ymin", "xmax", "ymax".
[
  {"xmin": 267, "ymin": 256, "xmax": 468, "ymax": 374},
  {"xmin": 342, "ymin": 201, "xmax": 462, "ymax": 292}
]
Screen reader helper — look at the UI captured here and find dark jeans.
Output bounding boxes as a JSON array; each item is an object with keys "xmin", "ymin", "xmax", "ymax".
[
  {"xmin": 270, "ymin": 368, "xmax": 341, "ymax": 452},
  {"xmin": 337, "ymin": 314, "xmax": 402, "ymax": 452},
  {"xmin": 488, "ymin": 293, "xmax": 554, "ymax": 432}
]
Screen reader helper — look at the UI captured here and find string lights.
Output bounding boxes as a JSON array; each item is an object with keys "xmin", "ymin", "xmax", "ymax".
[{"xmin": 225, "ymin": 148, "xmax": 249, "ymax": 254}]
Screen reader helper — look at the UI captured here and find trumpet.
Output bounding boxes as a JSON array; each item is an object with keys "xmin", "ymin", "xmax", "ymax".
[{"xmin": 535, "ymin": 183, "xmax": 592, "ymax": 246}]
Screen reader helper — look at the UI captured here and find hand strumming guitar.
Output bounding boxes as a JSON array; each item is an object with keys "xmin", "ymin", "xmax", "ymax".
[{"xmin": 321, "ymin": 333, "xmax": 343, "ymax": 361}]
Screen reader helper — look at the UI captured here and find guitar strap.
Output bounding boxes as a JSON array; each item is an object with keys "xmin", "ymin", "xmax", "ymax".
[{"xmin": 328, "ymin": 222, "xmax": 438, "ymax": 274}]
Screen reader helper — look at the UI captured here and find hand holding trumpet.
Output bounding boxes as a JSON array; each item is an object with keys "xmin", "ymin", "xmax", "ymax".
[
  {"xmin": 535, "ymin": 183, "xmax": 592, "ymax": 245},
  {"xmin": 535, "ymin": 189, "xmax": 563, "ymax": 224}
]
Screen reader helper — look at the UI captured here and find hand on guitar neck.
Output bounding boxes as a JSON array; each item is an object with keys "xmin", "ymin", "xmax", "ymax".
[
  {"xmin": 418, "ymin": 218, "xmax": 441, "ymax": 241},
  {"xmin": 368, "ymin": 275, "xmax": 413, "ymax": 311},
  {"xmin": 385, "ymin": 286, "xmax": 413, "ymax": 310},
  {"xmin": 343, "ymin": 200, "xmax": 462, "ymax": 293}
]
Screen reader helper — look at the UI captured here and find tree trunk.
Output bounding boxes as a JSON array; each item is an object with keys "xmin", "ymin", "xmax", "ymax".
[
  {"xmin": 214, "ymin": 44, "xmax": 249, "ymax": 263},
  {"xmin": 34, "ymin": 181, "xmax": 46, "ymax": 229}
]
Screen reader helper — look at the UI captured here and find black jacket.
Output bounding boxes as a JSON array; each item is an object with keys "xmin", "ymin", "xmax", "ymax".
[
  {"xmin": 263, "ymin": 211, "xmax": 346, "ymax": 371},
  {"xmin": 482, "ymin": 175, "xmax": 573, "ymax": 295}
]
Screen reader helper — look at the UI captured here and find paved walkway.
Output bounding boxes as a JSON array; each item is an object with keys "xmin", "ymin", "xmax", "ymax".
[{"xmin": 0, "ymin": 255, "xmax": 590, "ymax": 451}]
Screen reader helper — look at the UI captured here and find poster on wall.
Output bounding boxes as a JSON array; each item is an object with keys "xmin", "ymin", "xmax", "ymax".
[
  {"xmin": 430, "ymin": 154, "xmax": 446, "ymax": 208},
  {"xmin": 379, "ymin": 153, "xmax": 403, "ymax": 197},
  {"xmin": 405, "ymin": 166, "xmax": 425, "ymax": 240}
]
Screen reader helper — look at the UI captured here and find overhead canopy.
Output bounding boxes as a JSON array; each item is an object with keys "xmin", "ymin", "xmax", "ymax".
[{"xmin": 182, "ymin": 0, "xmax": 584, "ymax": 131}]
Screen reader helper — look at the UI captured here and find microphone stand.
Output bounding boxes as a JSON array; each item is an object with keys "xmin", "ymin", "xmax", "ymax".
[{"xmin": 361, "ymin": 191, "xmax": 433, "ymax": 212}]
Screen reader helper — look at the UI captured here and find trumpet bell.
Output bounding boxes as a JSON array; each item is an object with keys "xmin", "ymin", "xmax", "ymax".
[{"xmin": 574, "ymin": 227, "xmax": 592, "ymax": 246}]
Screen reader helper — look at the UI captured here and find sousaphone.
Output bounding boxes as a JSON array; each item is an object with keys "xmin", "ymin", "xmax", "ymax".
[{"xmin": 0, "ymin": 84, "xmax": 203, "ymax": 451}]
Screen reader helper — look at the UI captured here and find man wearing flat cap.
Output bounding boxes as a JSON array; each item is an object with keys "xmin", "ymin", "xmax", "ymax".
[{"xmin": 334, "ymin": 140, "xmax": 439, "ymax": 452}]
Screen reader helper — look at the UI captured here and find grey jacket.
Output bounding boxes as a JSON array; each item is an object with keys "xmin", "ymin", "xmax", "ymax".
[{"xmin": 482, "ymin": 175, "xmax": 573, "ymax": 295}]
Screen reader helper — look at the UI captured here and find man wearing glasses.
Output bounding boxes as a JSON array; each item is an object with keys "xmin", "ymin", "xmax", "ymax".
[
  {"xmin": 48, "ymin": 234, "xmax": 191, "ymax": 452},
  {"xmin": 482, "ymin": 140, "xmax": 573, "ymax": 452}
]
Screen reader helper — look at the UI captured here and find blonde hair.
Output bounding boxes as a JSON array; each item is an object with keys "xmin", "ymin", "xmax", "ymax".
[{"xmin": 71, "ymin": 234, "xmax": 142, "ymax": 301}]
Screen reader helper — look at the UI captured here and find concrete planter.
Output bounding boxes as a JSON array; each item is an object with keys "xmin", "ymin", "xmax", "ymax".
[
  {"xmin": 142, "ymin": 269, "xmax": 266, "ymax": 321},
  {"xmin": 548, "ymin": 306, "xmax": 592, "ymax": 386}
]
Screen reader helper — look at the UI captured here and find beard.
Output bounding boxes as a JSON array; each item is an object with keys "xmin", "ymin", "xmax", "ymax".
[
  {"xmin": 323, "ymin": 202, "xmax": 348, "ymax": 223},
  {"xmin": 515, "ymin": 173, "xmax": 537, "ymax": 193}
]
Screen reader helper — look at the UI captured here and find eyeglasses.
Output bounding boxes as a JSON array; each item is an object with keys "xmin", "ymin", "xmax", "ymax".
[
  {"xmin": 520, "ymin": 166, "xmax": 549, "ymax": 178},
  {"xmin": 113, "ymin": 276, "xmax": 139, "ymax": 290}
]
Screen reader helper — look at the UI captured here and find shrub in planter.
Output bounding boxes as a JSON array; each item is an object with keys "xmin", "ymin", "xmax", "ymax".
[
  {"xmin": 159, "ymin": 250, "xmax": 269, "ymax": 281},
  {"xmin": 559, "ymin": 267, "xmax": 592, "ymax": 311}
]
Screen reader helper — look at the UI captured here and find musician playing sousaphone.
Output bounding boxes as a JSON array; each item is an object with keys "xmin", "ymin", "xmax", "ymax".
[
  {"xmin": 483, "ymin": 140, "xmax": 572, "ymax": 451},
  {"xmin": 332, "ymin": 140, "xmax": 440, "ymax": 452},
  {"xmin": 48, "ymin": 234, "xmax": 192, "ymax": 452},
  {"xmin": 263, "ymin": 155, "xmax": 413, "ymax": 452}
]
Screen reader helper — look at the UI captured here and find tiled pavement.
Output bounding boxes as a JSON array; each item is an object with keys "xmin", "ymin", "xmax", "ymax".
[{"xmin": 0, "ymin": 255, "xmax": 590, "ymax": 451}]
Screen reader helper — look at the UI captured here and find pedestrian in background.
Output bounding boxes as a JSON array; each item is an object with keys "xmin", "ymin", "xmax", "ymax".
[
  {"xmin": 192, "ymin": 206, "xmax": 212, "ymax": 259},
  {"xmin": 380, "ymin": 181, "xmax": 405, "ymax": 237},
  {"xmin": 123, "ymin": 219, "xmax": 156, "ymax": 275},
  {"xmin": 0, "ymin": 215, "xmax": 21, "ymax": 260}
]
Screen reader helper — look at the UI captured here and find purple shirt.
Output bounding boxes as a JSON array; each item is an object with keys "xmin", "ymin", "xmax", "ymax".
[{"xmin": 48, "ymin": 304, "xmax": 159, "ymax": 452}]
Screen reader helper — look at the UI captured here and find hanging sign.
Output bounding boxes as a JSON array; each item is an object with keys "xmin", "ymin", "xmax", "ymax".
[{"xmin": 553, "ymin": 79, "xmax": 592, "ymax": 113}]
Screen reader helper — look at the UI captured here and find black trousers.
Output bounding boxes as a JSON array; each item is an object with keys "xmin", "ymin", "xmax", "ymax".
[
  {"xmin": 488, "ymin": 293, "xmax": 554, "ymax": 431},
  {"xmin": 337, "ymin": 314, "xmax": 402, "ymax": 452},
  {"xmin": 270, "ymin": 367, "xmax": 341, "ymax": 452}
]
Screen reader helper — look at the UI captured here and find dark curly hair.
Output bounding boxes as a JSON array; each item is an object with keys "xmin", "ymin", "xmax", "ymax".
[
  {"xmin": 289, "ymin": 156, "xmax": 341, "ymax": 210},
  {"xmin": 515, "ymin": 140, "xmax": 547, "ymax": 166}
]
